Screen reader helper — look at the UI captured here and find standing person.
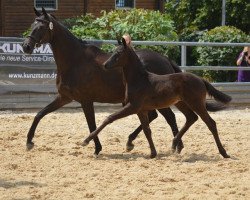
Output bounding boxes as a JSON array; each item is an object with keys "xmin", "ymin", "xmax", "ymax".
[{"xmin": 236, "ymin": 46, "xmax": 250, "ymax": 82}]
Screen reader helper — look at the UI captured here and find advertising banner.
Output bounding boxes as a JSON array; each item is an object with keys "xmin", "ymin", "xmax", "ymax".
[{"xmin": 0, "ymin": 37, "xmax": 56, "ymax": 86}]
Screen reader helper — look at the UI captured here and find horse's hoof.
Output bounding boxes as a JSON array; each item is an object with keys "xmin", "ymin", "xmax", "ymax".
[
  {"xmin": 26, "ymin": 142, "xmax": 34, "ymax": 150},
  {"xmin": 222, "ymin": 153, "xmax": 230, "ymax": 158},
  {"xmin": 82, "ymin": 140, "xmax": 89, "ymax": 147},
  {"xmin": 126, "ymin": 143, "xmax": 134, "ymax": 152},
  {"xmin": 171, "ymin": 144, "xmax": 177, "ymax": 153},
  {"xmin": 94, "ymin": 150, "xmax": 101, "ymax": 156},
  {"xmin": 93, "ymin": 153, "xmax": 99, "ymax": 158},
  {"xmin": 220, "ymin": 149, "xmax": 230, "ymax": 158},
  {"xmin": 172, "ymin": 148, "xmax": 176, "ymax": 153},
  {"xmin": 172, "ymin": 138, "xmax": 178, "ymax": 153},
  {"xmin": 224, "ymin": 154, "xmax": 230, "ymax": 158},
  {"xmin": 150, "ymin": 152, "xmax": 157, "ymax": 159},
  {"xmin": 176, "ymin": 145, "xmax": 184, "ymax": 154}
]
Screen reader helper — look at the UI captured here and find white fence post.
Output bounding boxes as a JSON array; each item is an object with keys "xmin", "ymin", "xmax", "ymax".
[{"xmin": 181, "ymin": 45, "xmax": 187, "ymax": 72}]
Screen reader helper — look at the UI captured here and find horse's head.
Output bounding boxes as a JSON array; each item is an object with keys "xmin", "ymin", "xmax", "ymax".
[
  {"xmin": 22, "ymin": 7, "xmax": 56, "ymax": 54},
  {"xmin": 103, "ymin": 37, "xmax": 130, "ymax": 70}
]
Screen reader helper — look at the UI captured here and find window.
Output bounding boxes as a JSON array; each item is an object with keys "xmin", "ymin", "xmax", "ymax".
[
  {"xmin": 116, "ymin": 0, "xmax": 135, "ymax": 9},
  {"xmin": 34, "ymin": 0, "xmax": 58, "ymax": 11}
]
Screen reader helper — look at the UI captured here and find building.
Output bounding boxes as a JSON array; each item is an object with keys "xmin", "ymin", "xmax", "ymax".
[{"xmin": 0, "ymin": 0, "xmax": 164, "ymax": 37}]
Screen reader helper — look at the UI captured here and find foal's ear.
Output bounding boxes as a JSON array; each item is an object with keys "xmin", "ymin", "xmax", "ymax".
[
  {"xmin": 34, "ymin": 7, "xmax": 41, "ymax": 17},
  {"xmin": 122, "ymin": 37, "xmax": 127, "ymax": 48},
  {"xmin": 42, "ymin": 7, "xmax": 49, "ymax": 19},
  {"xmin": 117, "ymin": 39, "xmax": 122, "ymax": 45}
]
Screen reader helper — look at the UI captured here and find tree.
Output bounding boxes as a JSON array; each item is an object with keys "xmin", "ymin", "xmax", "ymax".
[{"xmin": 164, "ymin": 0, "xmax": 249, "ymax": 34}]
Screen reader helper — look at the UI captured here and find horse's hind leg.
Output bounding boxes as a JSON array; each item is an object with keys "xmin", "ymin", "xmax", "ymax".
[
  {"xmin": 81, "ymin": 102, "xmax": 102, "ymax": 155},
  {"xmin": 126, "ymin": 110, "xmax": 158, "ymax": 152},
  {"xmin": 137, "ymin": 111, "xmax": 157, "ymax": 158},
  {"xmin": 172, "ymin": 102, "xmax": 198, "ymax": 153},
  {"xmin": 194, "ymin": 106, "xmax": 230, "ymax": 158},
  {"xmin": 26, "ymin": 95, "xmax": 72, "ymax": 150},
  {"xmin": 157, "ymin": 108, "xmax": 184, "ymax": 153}
]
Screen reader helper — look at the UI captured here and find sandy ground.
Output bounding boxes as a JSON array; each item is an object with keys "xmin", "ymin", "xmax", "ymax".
[{"xmin": 0, "ymin": 106, "xmax": 249, "ymax": 200}]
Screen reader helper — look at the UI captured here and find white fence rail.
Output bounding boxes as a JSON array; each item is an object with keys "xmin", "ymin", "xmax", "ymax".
[{"xmin": 0, "ymin": 37, "xmax": 250, "ymax": 109}]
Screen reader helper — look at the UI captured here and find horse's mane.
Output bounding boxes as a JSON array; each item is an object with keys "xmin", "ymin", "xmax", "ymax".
[
  {"xmin": 78, "ymin": 39, "xmax": 88, "ymax": 45},
  {"xmin": 85, "ymin": 43, "xmax": 108, "ymax": 57},
  {"xmin": 127, "ymin": 46, "xmax": 149, "ymax": 76}
]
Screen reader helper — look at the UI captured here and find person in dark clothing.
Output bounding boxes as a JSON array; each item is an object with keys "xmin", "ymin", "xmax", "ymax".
[{"xmin": 236, "ymin": 46, "xmax": 250, "ymax": 82}]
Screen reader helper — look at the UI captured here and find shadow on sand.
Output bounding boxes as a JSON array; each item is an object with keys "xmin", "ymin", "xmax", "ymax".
[
  {"xmin": 90, "ymin": 151, "xmax": 236, "ymax": 162},
  {"xmin": 0, "ymin": 179, "xmax": 46, "ymax": 189}
]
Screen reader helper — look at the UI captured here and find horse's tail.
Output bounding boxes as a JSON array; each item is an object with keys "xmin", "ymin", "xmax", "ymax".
[
  {"xmin": 205, "ymin": 102, "xmax": 229, "ymax": 112},
  {"xmin": 203, "ymin": 79, "xmax": 232, "ymax": 112},
  {"xmin": 169, "ymin": 60, "xmax": 182, "ymax": 73}
]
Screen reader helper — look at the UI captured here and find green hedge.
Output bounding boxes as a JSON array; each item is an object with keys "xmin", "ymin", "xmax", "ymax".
[
  {"xmin": 66, "ymin": 9, "xmax": 179, "ymax": 60},
  {"xmin": 196, "ymin": 26, "xmax": 250, "ymax": 82}
]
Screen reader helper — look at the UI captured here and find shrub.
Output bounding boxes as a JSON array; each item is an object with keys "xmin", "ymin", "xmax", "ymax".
[
  {"xmin": 68, "ymin": 9, "xmax": 179, "ymax": 60},
  {"xmin": 196, "ymin": 26, "xmax": 250, "ymax": 82},
  {"xmin": 179, "ymin": 26, "xmax": 207, "ymax": 66}
]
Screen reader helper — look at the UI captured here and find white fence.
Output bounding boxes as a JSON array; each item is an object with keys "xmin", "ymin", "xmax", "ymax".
[{"xmin": 0, "ymin": 37, "xmax": 250, "ymax": 109}]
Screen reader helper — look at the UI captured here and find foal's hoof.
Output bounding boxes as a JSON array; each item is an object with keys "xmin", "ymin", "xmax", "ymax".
[
  {"xmin": 221, "ymin": 152, "xmax": 230, "ymax": 158},
  {"xmin": 172, "ymin": 138, "xmax": 178, "ymax": 153},
  {"xmin": 126, "ymin": 143, "xmax": 134, "ymax": 152},
  {"xmin": 150, "ymin": 152, "xmax": 157, "ymax": 159},
  {"xmin": 26, "ymin": 142, "xmax": 34, "ymax": 150},
  {"xmin": 176, "ymin": 147, "xmax": 183, "ymax": 154},
  {"xmin": 82, "ymin": 140, "xmax": 89, "ymax": 147},
  {"xmin": 176, "ymin": 144, "xmax": 184, "ymax": 154},
  {"xmin": 94, "ymin": 149, "xmax": 102, "ymax": 156},
  {"xmin": 223, "ymin": 154, "xmax": 230, "ymax": 159},
  {"xmin": 93, "ymin": 153, "xmax": 99, "ymax": 158}
]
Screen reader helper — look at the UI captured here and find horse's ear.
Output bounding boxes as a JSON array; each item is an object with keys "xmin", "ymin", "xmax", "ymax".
[
  {"xmin": 122, "ymin": 37, "xmax": 127, "ymax": 48},
  {"xmin": 34, "ymin": 7, "xmax": 41, "ymax": 17},
  {"xmin": 42, "ymin": 7, "xmax": 49, "ymax": 19},
  {"xmin": 50, "ymin": 14, "xmax": 57, "ymax": 20}
]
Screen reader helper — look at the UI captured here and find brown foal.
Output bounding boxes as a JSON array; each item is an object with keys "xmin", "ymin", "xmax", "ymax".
[{"xmin": 83, "ymin": 37, "xmax": 231, "ymax": 158}]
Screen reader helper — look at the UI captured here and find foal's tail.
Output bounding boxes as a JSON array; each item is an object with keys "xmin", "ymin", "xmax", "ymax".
[{"xmin": 203, "ymin": 79, "xmax": 232, "ymax": 112}]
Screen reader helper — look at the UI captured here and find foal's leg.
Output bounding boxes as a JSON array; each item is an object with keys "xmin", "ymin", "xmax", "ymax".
[
  {"xmin": 126, "ymin": 110, "xmax": 158, "ymax": 151},
  {"xmin": 192, "ymin": 105, "xmax": 230, "ymax": 158},
  {"xmin": 81, "ymin": 102, "xmax": 102, "ymax": 155},
  {"xmin": 172, "ymin": 102, "xmax": 198, "ymax": 153},
  {"xmin": 82, "ymin": 103, "xmax": 138, "ymax": 146},
  {"xmin": 157, "ymin": 108, "xmax": 184, "ymax": 153},
  {"xmin": 26, "ymin": 95, "xmax": 72, "ymax": 150},
  {"xmin": 137, "ymin": 111, "xmax": 157, "ymax": 158},
  {"xmin": 126, "ymin": 108, "xmax": 182, "ymax": 152}
]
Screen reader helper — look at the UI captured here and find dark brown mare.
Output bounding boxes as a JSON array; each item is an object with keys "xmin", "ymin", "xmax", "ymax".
[
  {"xmin": 82, "ymin": 37, "xmax": 231, "ymax": 158},
  {"xmin": 22, "ymin": 8, "xmax": 185, "ymax": 155}
]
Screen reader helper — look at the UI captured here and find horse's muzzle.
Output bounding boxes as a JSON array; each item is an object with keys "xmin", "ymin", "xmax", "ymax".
[{"xmin": 22, "ymin": 38, "xmax": 35, "ymax": 54}]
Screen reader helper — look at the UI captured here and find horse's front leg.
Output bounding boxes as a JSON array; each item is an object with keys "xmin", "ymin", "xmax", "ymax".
[
  {"xmin": 137, "ymin": 111, "xmax": 157, "ymax": 158},
  {"xmin": 126, "ymin": 110, "xmax": 158, "ymax": 151},
  {"xmin": 81, "ymin": 101, "xmax": 102, "ymax": 155},
  {"xmin": 26, "ymin": 95, "xmax": 72, "ymax": 150},
  {"xmin": 82, "ymin": 103, "xmax": 138, "ymax": 146}
]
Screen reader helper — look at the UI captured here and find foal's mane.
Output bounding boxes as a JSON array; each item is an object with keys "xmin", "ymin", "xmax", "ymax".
[{"xmin": 126, "ymin": 45, "xmax": 148, "ymax": 75}]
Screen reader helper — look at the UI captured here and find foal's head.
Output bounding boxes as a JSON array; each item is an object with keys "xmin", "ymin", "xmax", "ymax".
[
  {"xmin": 103, "ymin": 37, "xmax": 133, "ymax": 70},
  {"xmin": 22, "ymin": 7, "xmax": 56, "ymax": 54}
]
